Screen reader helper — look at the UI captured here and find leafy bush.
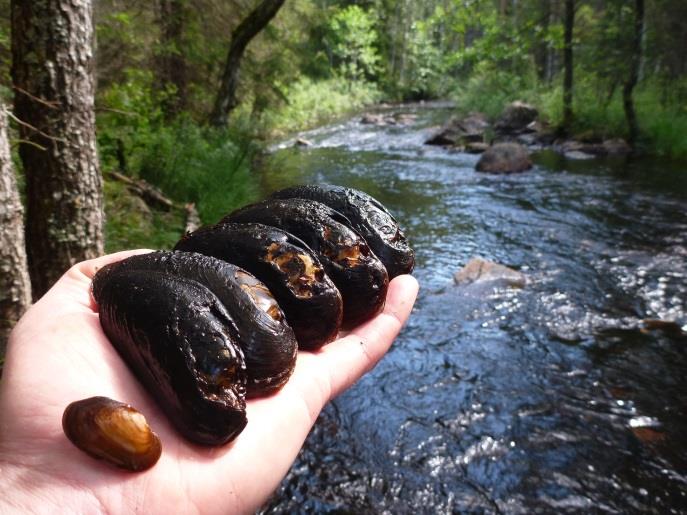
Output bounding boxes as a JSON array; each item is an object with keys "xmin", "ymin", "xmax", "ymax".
[
  {"xmin": 257, "ymin": 77, "xmax": 381, "ymax": 136},
  {"xmin": 326, "ymin": 6, "xmax": 380, "ymax": 82},
  {"xmin": 136, "ymin": 122, "xmax": 258, "ymax": 224}
]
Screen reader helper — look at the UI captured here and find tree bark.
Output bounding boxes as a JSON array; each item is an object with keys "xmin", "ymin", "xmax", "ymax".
[
  {"xmin": 623, "ymin": 0, "xmax": 644, "ymax": 146},
  {"xmin": 158, "ymin": 0, "xmax": 188, "ymax": 117},
  {"xmin": 209, "ymin": 0, "xmax": 286, "ymax": 128},
  {"xmin": 562, "ymin": 0, "xmax": 574, "ymax": 133},
  {"xmin": 0, "ymin": 106, "xmax": 32, "ymax": 355},
  {"xmin": 11, "ymin": 0, "xmax": 104, "ymax": 299}
]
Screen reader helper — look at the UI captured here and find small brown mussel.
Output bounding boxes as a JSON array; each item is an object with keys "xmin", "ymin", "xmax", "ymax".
[
  {"xmin": 175, "ymin": 222, "xmax": 343, "ymax": 350},
  {"xmin": 63, "ymin": 397, "xmax": 162, "ymax": 472},
  {"xmin": 223, "ymin": 198, "xmax": 389, "ymax": 328},
  {"xmin": 92, "ymin": 252, "xmax": 298, "ymax": 445},
  {"xmin": 271, "ymin": 184, "xmax": 415, "ymax": 278}
]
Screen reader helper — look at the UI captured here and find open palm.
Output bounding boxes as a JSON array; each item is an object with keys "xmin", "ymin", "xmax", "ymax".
[{"xmin": 0, "ymin": 250, "xmax": 418, "ymax": 514}]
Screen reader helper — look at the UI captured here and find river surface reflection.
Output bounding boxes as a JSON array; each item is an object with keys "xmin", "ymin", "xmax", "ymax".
[{"xmin": 258, "ymin": 104, "xmax": 687, "ymax": 513}]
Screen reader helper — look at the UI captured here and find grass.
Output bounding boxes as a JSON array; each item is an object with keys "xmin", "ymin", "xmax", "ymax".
[
  {"xmin": 135, "ymin": 122, "xmax": 259, "ymax": 225},
  {"xmin": 255, "ymin": 77, "xmax": 382, "ymax": 136}
]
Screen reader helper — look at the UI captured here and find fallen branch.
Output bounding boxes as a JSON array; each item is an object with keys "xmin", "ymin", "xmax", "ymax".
[{"xmin": 107, "ymin": 170, "xmax": 175, "ymax": 211}]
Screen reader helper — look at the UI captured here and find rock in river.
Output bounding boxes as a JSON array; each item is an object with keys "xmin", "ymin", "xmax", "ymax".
[
  {"xmin": 454, "ymin": 258, "xmax": 526, "ymax": 288},
  {"xmin": 475, "ymin": 142, "xmax": 533, "ymax": 174}
]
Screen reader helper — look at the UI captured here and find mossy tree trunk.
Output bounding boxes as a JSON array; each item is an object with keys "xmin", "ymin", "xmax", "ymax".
[
  {"xmin": 209, "ymin": 0, "xmax": 286, "ymax": 128},
  {"xmin": 11, "ymin": 0, "xmax": 104, "ymax": 299},
  {"xmin": 0, "ymin": 106, "xmax": 32, "ymax": 355}
]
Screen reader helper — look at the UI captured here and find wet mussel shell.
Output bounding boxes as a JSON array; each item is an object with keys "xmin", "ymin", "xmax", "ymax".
[
  {"xmin": 271, "ymin": 184, "xmax": 415, "ymax": 278},
  {"xmin": 175, "ymin": 222, "xmax": 343, "ymax": 350},
  {"xmin": 93, "ymin": 268, "xmax": 247, "ymax": 445},
  {"xmin": 93, "ymin": 252, "xmax": 298, "ymax": 401},
  {"xmin": 63, "ymin": 396, "xmax": 162, "ymax": 471},
  {"xmin": 223, "ymin": 198, "xmax": 389, "ymax": 328}
]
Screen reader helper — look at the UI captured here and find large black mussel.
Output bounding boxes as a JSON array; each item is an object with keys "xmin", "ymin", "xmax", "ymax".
[
  {"xmin": 92, "ymin": 268, "xmax": 247, "ymax": 445},
  {"xmin": 223, "ymin": 199, "xmax": 389, "ymax": 328},
  {"xmin": 175, "ymin": 222, "xmax": 343, "ymax": 350},
  {"xmin": 93, "ymin": 252, "xmax": 298, "ymax": 400},
  {"xmin": 271, "ymin": 184, "xmax": 414, "ymax": 278}
]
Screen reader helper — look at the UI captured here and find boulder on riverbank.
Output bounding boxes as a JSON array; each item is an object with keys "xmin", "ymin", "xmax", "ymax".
[
  {"xmin": 476, "ymin": 143, "xmax": 533, "ymax": 173},
  {"xmin": 555, "ymin": 137, "xmax": 632, "ymax": 159},
  {"xmin": 454, "ymin": 258, "xmax": 527, "ymax": 288},
  {"xmin": 494, "ymin": 101, "xmax": 538, "ymax": 134},
  {"xmin": 425, "ymin": 112, "xmax": 489, "ymax": 147}
]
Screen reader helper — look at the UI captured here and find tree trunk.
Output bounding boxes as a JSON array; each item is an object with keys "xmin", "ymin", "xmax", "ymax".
[
  {"xmin": 623, "ymin": 0, "xmax": 644, "ymax": 146},
  {"xmin": 158, "ymin": 0, "xmax": 188, "ymax": 117},
  {"xmin": 209, "ymin": 0, "xmax": 286, "ymax": 128},
  {"xmin": 11, "ymin": 0, "xmax": 104, "ymax": 299},
  {"xmin": 0, "ymin": 106, "xmax": 32, "ymax": 355},
  {"xmin": 562, "ymin": 0, "xmax": 574, "ymax": 133},
  {"xmin": 533, "ymin": 0, "xmax": 551, "ymax": 81}
]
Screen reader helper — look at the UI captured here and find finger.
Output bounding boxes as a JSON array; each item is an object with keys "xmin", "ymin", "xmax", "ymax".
[
  {"xmin": 72, "ymin": 249, "xmax": 155, "ymax": 281},
  {"xmin": 316, "ymin": 274, "xmax": 419, "ymax": 400},
  {"xmin": 50, "ymin": 249, "xmax": 155, "ymax": 311}
]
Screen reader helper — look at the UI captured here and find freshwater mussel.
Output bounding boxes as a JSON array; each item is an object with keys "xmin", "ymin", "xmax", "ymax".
[
  {"xmin": 271, "ymin": 184, "xmax": 415, "ymax": 278},
  {"xmin": 92, "ymin": 251, "xmax": 298, "ymax": 445},
  {"xmin": 175, "ymin": 222, "xmax": 343, "ymax": 350},
  {"xmin": 223, "ymin": 198, "xmax": 389, "ymax": 328},
  {"xmin": 63, "ymin": 396, "xmax": 162, "ymax": 471}
]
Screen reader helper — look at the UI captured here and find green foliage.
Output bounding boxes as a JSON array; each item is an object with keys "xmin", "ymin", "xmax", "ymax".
[
  {"xmin": 453, "ymin": 62, "xmax": 539, "ymax": 119},
  {"xmin": 136, "ymin": 122, "xmax": 258, "ymax": 224},
  {"xmin": 97, "ymin": 68, "xmax": 170, "ymax": 173},
  {"xmin": 327, "ymin": 6, "xmax": 381, "ymax": 82},
  {"xmin": 256, "ymin": 77, "xmax": 381, "ymax": 136}
]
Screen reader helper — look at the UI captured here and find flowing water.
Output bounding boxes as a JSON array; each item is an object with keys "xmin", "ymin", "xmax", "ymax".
[{"xmin": 258, "ymin": 104, "xmax": 687, "ymax": 514}]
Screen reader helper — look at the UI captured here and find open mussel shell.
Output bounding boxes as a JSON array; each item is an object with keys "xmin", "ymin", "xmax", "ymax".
[
  {"xmin": 223, "ymin": 198, "xmax": 389, "ymax": 328},
  {"xmin": 93, "ymin": 268, "xmax": 247, "ymax": 445},
  {"xmin": 93, "ymin": 251, "xmax": 298, "ymax": 400},
  {"xmin": 271, "ymin": 184, "xmax": 415, "ymax": 278},
  {"xmin": 63, "ymin": 396, "xmax": 162, "ymax": 472},
  {"xmin": 175, "ymin": 222, "xmax": 343, "ymax": 350}
]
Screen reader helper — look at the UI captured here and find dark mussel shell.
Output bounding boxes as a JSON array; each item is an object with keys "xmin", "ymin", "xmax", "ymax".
[
  {"xmin": 175, "ymin": 222, "xmax": 343, "ymax": 350},
  {"xmin": 93, "ymin": 252, "xmax": 297, "ymax": 399},
  {"xmin": 63, "ymin": 396, "xmax": 162, "ymax": 471},
  {"xmin": 93, "ymin": 269, "xmax": 247, "ymax": 445},
  {"xmin": 223, "ymin": 199, "xmax": 389, "ymax": 328},
  {"xmin": 271, "ymin": 184, "xmax": 415, "ymax": 278}
]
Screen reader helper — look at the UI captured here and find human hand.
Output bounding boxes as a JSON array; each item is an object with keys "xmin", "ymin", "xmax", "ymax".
[{"xmin": 0, "ymin": 250, "xmax": 418, "ymax": 514}]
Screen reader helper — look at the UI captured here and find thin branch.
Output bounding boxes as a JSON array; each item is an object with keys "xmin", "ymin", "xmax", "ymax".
[
  {"xmin": 95, "ymin": 106, "xmax": 138, "ymax": 117},
  {"xmin": 6, "ymin": 111, "xmax": 68, "ymax": 144},
  {"xmin": 11, "ymin": 139, "xmax": 47, "ymax": 152},
  {"xmin": 12, "ymin": 85, "xmax": 60, "ymax": 109}
]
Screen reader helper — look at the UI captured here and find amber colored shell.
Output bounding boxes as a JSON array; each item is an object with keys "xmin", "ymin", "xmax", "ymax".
[{"xmin": 63, "ymin": 397, "xmax": 162, "ymax": 472}]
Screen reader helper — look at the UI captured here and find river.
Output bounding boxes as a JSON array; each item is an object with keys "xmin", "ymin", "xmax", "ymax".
[{"xmin": 257, "ymin": 104, "xmax": 687, "ymax": 514}]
